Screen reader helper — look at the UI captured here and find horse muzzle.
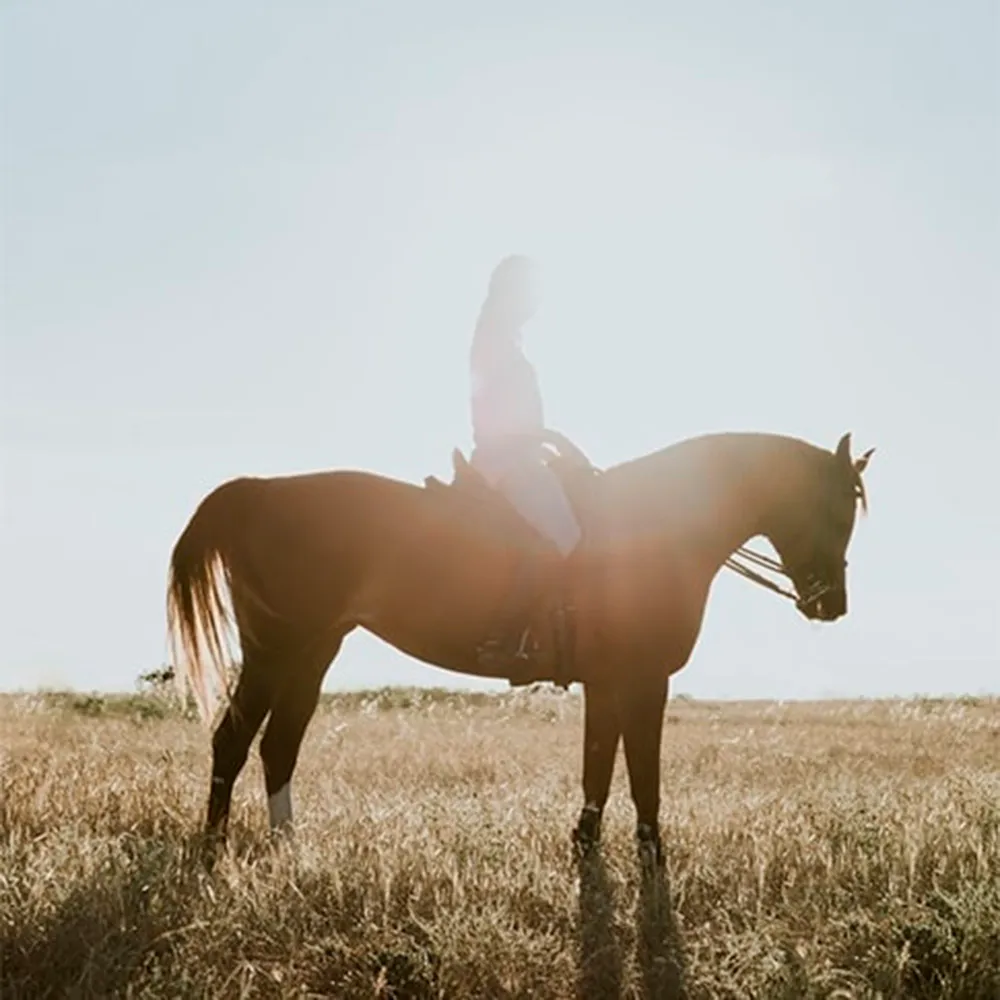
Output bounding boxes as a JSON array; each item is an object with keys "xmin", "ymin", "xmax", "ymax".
[{"xmin": 796, "ymin": 583, "xmax": 847, "ymax": 622}]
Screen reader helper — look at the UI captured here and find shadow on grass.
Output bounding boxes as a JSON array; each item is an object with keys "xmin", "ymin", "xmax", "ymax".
[
  {"xmin": 576, "ymin": 851, "xmax": 688, "ymax": 1000},
  {"xmin": 577, "ymin": 851, "xmax": 624, "ymax": 999},
  {"xmin": 1, "ymin": 835, "xmax": 204, "ymax": 1000},
  {"xmin": 635, "ymin": 861, "xmax": 687, "ymax": 1000}
]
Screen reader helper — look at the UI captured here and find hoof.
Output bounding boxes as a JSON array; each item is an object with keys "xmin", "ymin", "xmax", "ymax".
[
  {"xmin": 636, "ymin": 823, "xmax": 664, "ymax": 869},
  {"xmin": 200, "ymin": 829, "xmax": 226, "ymax": 870},
  {"xmin": 268, "ymin": 822, "xmax": 295, "ymax": 845},
  {"xmin": 572, "ymin": 804, "xmax": 602, "ymax": 857}
]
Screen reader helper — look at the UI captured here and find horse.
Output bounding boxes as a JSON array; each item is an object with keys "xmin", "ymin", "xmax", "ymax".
[{"xmin": 167, "ymin": 429, "xmax": 874, "ymax": 863}]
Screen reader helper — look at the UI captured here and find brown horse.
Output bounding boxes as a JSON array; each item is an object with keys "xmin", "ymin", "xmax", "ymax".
[{"xmin": 167, "ymin": 430, "xmax": 873, "ymax": 862}]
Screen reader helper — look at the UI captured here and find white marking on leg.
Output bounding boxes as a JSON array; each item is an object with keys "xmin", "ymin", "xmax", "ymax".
[{"xmin": 268, "ymin": 782, "xmax": 293, "ymax": 830}]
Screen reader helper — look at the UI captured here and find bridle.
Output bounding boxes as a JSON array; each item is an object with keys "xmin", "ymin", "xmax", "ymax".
[
  {"xmin": 724, "ymin": 545, "xmax": 841, "ymax": 613},
  {"xmin": 723, "ymin": 471, "xmax": 858, "ymax": 614},
  {"xmin": 724, "ymin": 546, "xmax": 798, "ymax": 600},
  {"xmin": 538, "ymin": 429, "xmax": 846, "ymax": 613}
]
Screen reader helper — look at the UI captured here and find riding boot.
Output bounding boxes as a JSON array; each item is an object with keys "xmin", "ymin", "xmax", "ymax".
[{"xmin": 476, "ymin": 554, "xmax": 540, "ymax": 676}]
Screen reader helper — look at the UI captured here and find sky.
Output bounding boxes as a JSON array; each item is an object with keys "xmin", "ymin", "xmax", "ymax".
[{"xmin": 2, "ymin": 1, "xmax": 997, "ymax": 699}]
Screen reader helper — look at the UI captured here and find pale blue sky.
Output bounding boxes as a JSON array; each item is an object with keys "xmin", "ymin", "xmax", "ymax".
[{"xmin": 2, "ymin": 1, "xmax": 997, "ymax": 698}]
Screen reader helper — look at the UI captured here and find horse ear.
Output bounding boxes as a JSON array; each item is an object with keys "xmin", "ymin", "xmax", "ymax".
[
  {"xmin": 835, "ymin": 432, "xmax": 852, "ymax": 466},
  {"xmin": 855, "ymin": 447, "xmax": 875, "ymax": 475}
]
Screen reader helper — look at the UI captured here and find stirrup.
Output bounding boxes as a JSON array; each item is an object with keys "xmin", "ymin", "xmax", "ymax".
[{"xmin": 476, "ymin": 628, "xmax": 532, "ymax": 662}]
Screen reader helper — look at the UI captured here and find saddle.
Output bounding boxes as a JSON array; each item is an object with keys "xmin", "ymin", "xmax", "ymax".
[
  {"xmin": 423, "ymin": 433, "xmax": 603, "ymax": 689},
  {"xmin": 423, "ymin": 432, "xmax": 603, "ymax": 548}
]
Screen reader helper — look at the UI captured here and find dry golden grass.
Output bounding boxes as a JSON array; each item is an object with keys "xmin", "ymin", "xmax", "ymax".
[{"xmin": 1, "ymin": 688, "xmax": 998, "ymax": 999}]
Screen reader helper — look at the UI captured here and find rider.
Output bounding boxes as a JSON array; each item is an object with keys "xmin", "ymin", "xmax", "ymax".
[{"xmin": 469, "ymin": 254, "xmax": 582, "ymax": 675}]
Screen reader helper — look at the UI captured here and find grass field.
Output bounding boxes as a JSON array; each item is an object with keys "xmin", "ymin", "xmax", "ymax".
[{"xmin": 1, "ymin": 687, "xmax": 998, "ymax": 999}]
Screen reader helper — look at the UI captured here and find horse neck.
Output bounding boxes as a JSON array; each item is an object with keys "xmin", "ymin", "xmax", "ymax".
[
  {"xmin": 685, "ymin": 470, "xmax": 770, "ymax": 577},
  {"xmin": 613, "ymin": 434, "xmax": 811, "ymax": 577}
]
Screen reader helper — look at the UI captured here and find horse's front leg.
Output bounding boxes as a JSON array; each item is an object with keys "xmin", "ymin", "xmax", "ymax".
[
  {"xmin": 573, "ymin": 681, "xmax": 621, "ymax": 855},
  {"xmin": 620, "ymin": 673, "xmax": 669, "ymax": 867}
]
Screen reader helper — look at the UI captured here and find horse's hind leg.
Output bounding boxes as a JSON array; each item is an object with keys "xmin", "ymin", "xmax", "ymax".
[
  {"xmin": 206, "ymin": 647, "xmax": 274, "ymax": 840},
  {"xmin": 259, "ymin": 635, "xmax": 345, "ymax": 832}
]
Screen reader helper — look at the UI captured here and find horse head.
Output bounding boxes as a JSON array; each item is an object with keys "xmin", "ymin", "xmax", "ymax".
[{"xmin": 768, "ymin": 432, "xmax": 875, "ymax": 622}]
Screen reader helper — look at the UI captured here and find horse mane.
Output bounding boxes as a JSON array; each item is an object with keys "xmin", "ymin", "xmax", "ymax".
[{"xmin": 611, "ymin": 431, "xmax": 872, "ymax": 516}]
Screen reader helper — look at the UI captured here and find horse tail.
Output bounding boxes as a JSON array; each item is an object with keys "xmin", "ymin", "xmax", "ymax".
[{"xmin": 167, "ymin": 477, "xmax": 256, "ymax": 726}]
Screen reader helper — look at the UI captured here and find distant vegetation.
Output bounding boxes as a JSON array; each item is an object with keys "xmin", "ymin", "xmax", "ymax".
[
  {"xmin": 19, "ymin": 666, "xmax": 997, "ymax": 719},
  {"xmin": 18, "ymin": 678, "xmax": 582, "ymax": 722},
  {"xmin": 1, "ymin": 689, "xmax": 997, "ymax": 998}
]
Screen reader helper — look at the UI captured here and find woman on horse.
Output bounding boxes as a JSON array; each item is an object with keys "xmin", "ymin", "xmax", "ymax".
[{"xmin": 469, "ymin": 254, "xmax": 581, "ymax": 673}]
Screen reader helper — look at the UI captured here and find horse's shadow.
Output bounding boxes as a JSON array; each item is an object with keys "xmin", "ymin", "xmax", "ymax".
[
  {"xmin": 0, "ymin": 832, "xmax": 209, "ymax": 999},
  {"xmin": 576, "ymin": 851, "xmax": 687, "ymax": 1000}
]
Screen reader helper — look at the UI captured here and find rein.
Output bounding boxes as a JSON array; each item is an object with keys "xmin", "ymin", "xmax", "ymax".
[
  {"xmin": 724, "ymin": 546, "xmax": 800, "ymax": 602},
  {"xmin": 543, "ymin": 433, "xmax": 812, "ymax": 608}
]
